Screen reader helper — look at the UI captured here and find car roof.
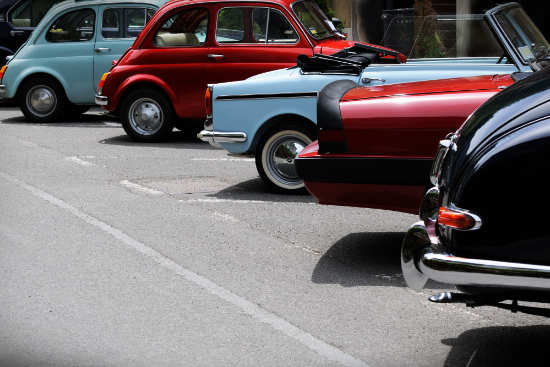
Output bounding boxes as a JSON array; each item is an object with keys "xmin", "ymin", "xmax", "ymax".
[
  {"xmin": 26, "ymin": 0, "xmax": 165, "ymax": 43},
  {"xmin": 163, "ymin": 0, "xmax": 296, "ymax": 7}
]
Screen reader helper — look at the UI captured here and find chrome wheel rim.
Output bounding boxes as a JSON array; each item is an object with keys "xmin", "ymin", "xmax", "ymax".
[
  {"xmin": 128, "ymin": 98, "xmax": 164, "ymax": 136},
  {"xmin": 26, "ymin": 85, "xmax": 57, "ymax": 117},
  {"xmin": 263, "ymin": 131, "xmax": 311, "ymax": 189}
]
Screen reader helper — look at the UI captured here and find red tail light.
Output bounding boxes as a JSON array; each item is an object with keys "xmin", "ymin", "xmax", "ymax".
[
  {"xmin": 438, "ymin": 207, "xmax": 481, "ymax": 231},
  {"xmin": 205, "ymin": 86, "xmax": 213, "ymax": 116},
  {"xmin": 0, "ymin": 66, "xmax": 7, "ymax": 83},
  {"xmin": 97, "ymin": 72, "xmax": 110, "ymax": 94}
]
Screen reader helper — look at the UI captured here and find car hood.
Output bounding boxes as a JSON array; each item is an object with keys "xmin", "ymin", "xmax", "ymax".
[{"xmin": 342, "ymin": 74, "xmax": 513, "ymax": 102}]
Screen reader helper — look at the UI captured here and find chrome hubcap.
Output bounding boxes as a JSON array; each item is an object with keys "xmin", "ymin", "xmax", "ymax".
[
  {"xmin": 128, "ymin": 98, "xmax": 163, "ymax": 136},
  {"xmin": 26, "ymin": 85, "xmax": 57, "ymax": 117},
  {"xmin": 265, "ymin": 132, "xmax": 310, "ymax": 188}
]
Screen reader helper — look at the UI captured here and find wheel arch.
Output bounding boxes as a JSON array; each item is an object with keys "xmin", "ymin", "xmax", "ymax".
[
  {"xmin": 114, "ymin": 75, "xmax": 177, "ymax": 115},
  {"xmin": 14, "ymin": 70, "xmax": 68, "ymax": 101},
  {"xmin": 250, "ymin": 113, "xmax": 317, "ymax": 154}
]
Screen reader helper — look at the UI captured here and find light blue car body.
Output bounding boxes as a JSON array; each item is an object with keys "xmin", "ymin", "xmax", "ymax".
[
  {"xmin": 0, "ymin": 0, "xmax": 164, "ymax": 104},
  {"xmin": 205, "ymin": 3, "xmax": 537, "ymax": 156},
  {"xmin": 208, "ymin": 58, "xmax": 518, "ymax": 155}
]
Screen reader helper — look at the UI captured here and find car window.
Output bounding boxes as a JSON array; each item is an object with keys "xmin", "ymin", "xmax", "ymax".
[
  {"xmin": 8, "ymin": 0, "xmax": 63, "ymax": 28},
  {"xmin": 102, "ymin": 7, "xmax": 156, "ymax": 39},
  {"xmin": 252, "ymin": 8, "xmax": 268, "ymax": 42},
  {"xmin": 218, "ymin": 7, "xmax": 298, "ymax": 45},
  {"xmin": 46, "ymin": 8, "xmax": 95, "ymax": 43},
  {"xmin": 126, "ymin": 8, "xmax": 156, "ymax": 38},
  {"xmin": 102, "ymin": 8, "xmax": 122, "ymax": 38},
  {"xmin": 216, "ymin": 7, "xmax": 245, "ymax": 43},
  {"xmin": 153, "ymin": 7, "xmax": 208, "ymax": 47},
  {"xmin": 267, "ymin": 9, "xmax": 298, "ymax": 44}
]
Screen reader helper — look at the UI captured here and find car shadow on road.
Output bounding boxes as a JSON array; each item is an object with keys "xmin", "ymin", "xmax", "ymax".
[
  {"xmin": 206, "ymin": 178, "xmax": 317, "ymax": 204},
  {"xmin": 1, "ymin": 114, "xmax": 119, "ymax": 127},
  {"xmin": 312, "ymin": 231, "xmax": 448, "ymax": 288},
  {"xmin": 443, "ymin": 325, "xmax": 550, "ymax": 366},
  {"xmin": 99, "ymin": 132, "xmax": 221, "ymax": 150}
]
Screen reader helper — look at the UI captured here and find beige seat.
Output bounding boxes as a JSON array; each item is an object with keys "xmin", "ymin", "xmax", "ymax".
[{"xmin": 154, "ymin": 32, "xmax": 200, "ymax": 47}]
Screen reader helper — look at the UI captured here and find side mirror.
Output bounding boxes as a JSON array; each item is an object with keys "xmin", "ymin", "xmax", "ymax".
[{"xmin": 332, "ymin": 17, "xmax": 343, "ymax": 29}]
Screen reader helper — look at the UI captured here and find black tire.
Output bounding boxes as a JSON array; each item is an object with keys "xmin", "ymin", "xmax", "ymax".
[
  {"xmin": 255, "ymin": 124, "xmax": 316, "ymax": 194},
  {"xmin": 120, "ymin": 88, "xmax": 174, "ymax": 142},
  {"xmin": 18, "ymin": 76, "xmax": 67, "ymax": 123}
]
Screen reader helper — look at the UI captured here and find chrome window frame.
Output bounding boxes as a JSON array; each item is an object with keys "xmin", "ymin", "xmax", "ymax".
[{"xmin": 214, "ymin": 6, "xmax": 300, "ymax": 46}]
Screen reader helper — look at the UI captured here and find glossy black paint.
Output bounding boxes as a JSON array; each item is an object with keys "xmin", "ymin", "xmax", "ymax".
[{"xmin": 438, "ymin": 66, "xmax": 550, "ymax": 265}]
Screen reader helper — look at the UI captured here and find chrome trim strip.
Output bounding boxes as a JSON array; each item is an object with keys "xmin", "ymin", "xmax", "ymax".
[
  {"xmin": 401, "ymin": 222, "xmax": 550, "ymax": 291},
  {"xmin": 95, "ymin": 95, "xmax": 108, "ymax": 106},
  {"xmin": 216, "ymin": 92, "xmax": 318, "ymax": 101},
  {"xmin": 214, "ymin": 6, "xmax": 301, "ymax": 46},
  {"xmin": 198, "ymin": 130, "xmax": 247, "ymax": 144}
]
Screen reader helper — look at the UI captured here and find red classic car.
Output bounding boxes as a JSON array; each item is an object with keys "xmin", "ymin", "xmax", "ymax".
[
  {"xmin": 95, "ymin": 0, "xmax": 404, "ymax": 141},
  {"xmin": 294, "ymin": 74, "xmax": 517, "ymax": 214}
]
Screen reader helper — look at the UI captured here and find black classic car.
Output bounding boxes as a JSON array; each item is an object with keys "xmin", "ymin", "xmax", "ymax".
[
  {"xmin": 0, "ymin": 0, "xmax": 61, "ymax": 64},
  {"xmin": 401, "ymin": 63, "xmax": 550, "ymax": 316}
]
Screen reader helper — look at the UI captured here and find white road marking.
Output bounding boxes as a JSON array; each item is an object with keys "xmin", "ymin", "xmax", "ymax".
[
  {"xmin": 0, "ymin": 170, "xmax": 370, "ymax": 367},
  {"xmin": 191, "ymin": 158, "xmax": 255, "ymax": 162},
  {"xmin": 212, "ymin": 211, "xmax": 240, "ymax": 223},
  {"xmin": 181, "ymin": 198, "xmax": 315, "ymax": 205},
  {"xmin": 120, "ymin": 180, "xmax": 164, "ymax": 196},
  {"xmin": 66, "ymin": 156, "xmax": 95, "ymax": 167}
]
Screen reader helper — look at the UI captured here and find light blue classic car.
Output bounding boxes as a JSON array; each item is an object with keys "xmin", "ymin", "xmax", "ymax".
[
  {"xmin": 200, "ymin": 3, "xmax": 538, "ymax": 193},
  {"xmin": 0, "ymin": 0, "xmax": 165, "ymax": 122}
]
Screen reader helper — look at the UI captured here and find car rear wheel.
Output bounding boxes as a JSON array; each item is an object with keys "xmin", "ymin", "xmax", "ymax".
[
  {"xmin": 19, "ymin": 77, "xmax": 66, "ymax": 123},
  {"xmin": 256, "ymin": 125, "xmax": 315, "ymax": 194},
  {"xmin": 121, "ymin": 89, "xmax": 174, "ymax": 142}
]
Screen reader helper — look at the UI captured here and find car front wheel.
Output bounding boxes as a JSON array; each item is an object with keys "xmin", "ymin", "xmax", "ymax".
[
  {"xmin": 19, "ymin": 77, "xmax": 66, "ymax": 123},
  {"xmin": 121, "ymin": 89, "xmax": 174, "ymax": 142},
  {"xmin": 256, "ymin": 125, "xmax": 315, "ymax": 194}
]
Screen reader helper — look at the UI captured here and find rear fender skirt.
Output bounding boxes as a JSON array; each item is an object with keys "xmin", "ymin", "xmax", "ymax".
[{"xmin": 317, "ymin": 80, "xmax": 357, "ymax": 154}]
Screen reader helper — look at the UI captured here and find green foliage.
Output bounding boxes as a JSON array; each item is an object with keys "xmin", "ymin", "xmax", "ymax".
[{"xmin": 314, "ymin": 0, "xmax": 335, "ymax": 19}]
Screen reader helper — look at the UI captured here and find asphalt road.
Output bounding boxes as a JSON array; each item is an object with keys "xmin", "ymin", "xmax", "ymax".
[{"xmin": 1, "ymin": 107, "xmax": 549, "ymax": 367}]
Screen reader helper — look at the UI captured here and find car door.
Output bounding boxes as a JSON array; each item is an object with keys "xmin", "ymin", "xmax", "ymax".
[
  {"xmin": 35, "ymin": 6, "xmax": 96, "ymax": 104},
  {"xmin": 207, "ymin": 5, "xmax": 313, "ymax": 85},
  {"xmin": 144, "ymin": 5, "xmax": 211, "ymax": 120},
  {"xmin": 93, "ymin": 4, "xmax": 156, "ymax": 93}
]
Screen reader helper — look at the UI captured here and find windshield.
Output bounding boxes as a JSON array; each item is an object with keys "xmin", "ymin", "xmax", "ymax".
[
  {"xmin": 292, "ymin": 0, "xmax": 336, "ymax": 40},
  {"xmin": 493, "ymin": 5, "xmax": 550, "ymax": 63}
]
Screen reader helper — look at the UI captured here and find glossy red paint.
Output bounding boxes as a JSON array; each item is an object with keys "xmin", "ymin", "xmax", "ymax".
[
  {"xmin": 298, "ymin": 74, "xmax": 515, "ymax": 213},
  {"xmin": 340, "ymin": 74, "xmax": 514, "ymax": 158},
  {"xmin": 305, "ymin": 181, "xmax": 426, "ymax": 214},
  {"xmin": 99, "ymin": 0, "xmax": 405, "ymax": 122}
]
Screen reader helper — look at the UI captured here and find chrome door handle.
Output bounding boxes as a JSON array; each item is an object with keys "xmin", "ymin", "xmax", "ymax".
[
  {"xmin": 208, "ymin": 54, "xmax": 225, "ymax": 60},
  {"xmin": 94, "ymin": 48, "xmax": 111, "ymax": 53}
]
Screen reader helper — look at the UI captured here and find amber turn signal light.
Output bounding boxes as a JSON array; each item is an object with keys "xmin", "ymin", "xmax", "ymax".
[
  {"xmin": 97, "ymin": 72, "xmax": 110, "ymax": 94},
  {"xmin": 0, "ymin": 65, "xmax": 7, "ymax": 83},
  {"xmin": 438, "ymin": 207, "xmax": 480, "ymax": 231},
  {"xmin": 205, "ymin": 87, "xmax": 213, "ymax": 117}
]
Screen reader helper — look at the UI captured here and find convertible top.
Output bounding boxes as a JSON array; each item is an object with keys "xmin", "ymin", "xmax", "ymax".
[{"xmin": 297, "ymin": 43, "xmax": 402, "ymax": 75}]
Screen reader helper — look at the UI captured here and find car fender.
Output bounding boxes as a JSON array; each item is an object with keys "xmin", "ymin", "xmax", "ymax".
[
  {"xmin": 4, "ymin": 63, "xmax": 69, "ymax": 100},
  {"xmin": 112, "ymin": 73, "xmax": 177, "ymax": 111}
]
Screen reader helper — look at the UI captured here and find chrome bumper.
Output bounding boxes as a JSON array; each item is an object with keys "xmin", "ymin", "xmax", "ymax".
[
  {"xmin": 401, "ymin": 221, "xmax": 550, "ymax": 291},
  {"xmin": 198, "ymin": 130, "xmax": 247, "ymax": 144},
  {"xmin": 95, "ymin": 95, "xmax": 108, "ymax": 106},
  {"xmin": 0, "ymin": 85, "xmax": 6, "ymax": 99}
]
